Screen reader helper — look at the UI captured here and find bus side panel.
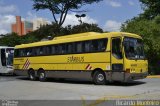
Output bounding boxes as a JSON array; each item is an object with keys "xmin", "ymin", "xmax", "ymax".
[{"xmin": 71, "ymin": 52, "xmax": 110, "ymax": 71}]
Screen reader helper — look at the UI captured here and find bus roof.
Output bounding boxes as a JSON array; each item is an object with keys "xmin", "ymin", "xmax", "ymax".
[{"xmin": 15, "ymin": 32, "xmax": 142, "ymax": 49}]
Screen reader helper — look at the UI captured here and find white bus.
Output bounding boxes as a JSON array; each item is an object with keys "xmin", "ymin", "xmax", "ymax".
[{"xmin": 0, "ymin": 46, "xmax": 14, "ymax": 74}]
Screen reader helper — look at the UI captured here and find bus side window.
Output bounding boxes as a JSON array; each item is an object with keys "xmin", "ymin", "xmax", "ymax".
[
  {"xmin": 58, "ymin": 44, "xmax": 66, "ymax": 54},
  {"xmin": 66, "ymin": 43, "xmax": 73, "ymax": 54},
  {"xmin": 72, "ymin": 43, "xmax": 76, "ymax": 53},
  {"xmin": 76, "ymin": 42, "xmax": 84, "ymax": 53},
  {"xmin": 35, "ymin": 47, "xmax": 40, "ymax": 56},
  {"xmin": 112, "ymin": 38, "xmax": 122, "ymax": 59},
  {"xmin": 20, "ymin": 49, "xmax": 25, "ymax": 57},
  {"xmin": 98, "ymin": 39, "xmax": 107, "ymax": 51},
  {"xmin": 75, "ymin": 42, "xmax": 82, "ymax": 53},
  {"xmin": 31, "ymin": 48, "xmax": 36, "ymax": 56},
  {"xmin": 52, "ymin": 46, "xmax": 56, "ymax": 54},
  {"xmin": 55, "ymin": 45, "xmax": 59, "ymax": 54},
  {"xmin": 61, "ymin": 44, "xmax": 66, "ymax": 54},
  {"xmin": 46, "ymin": 46, "xmax": 52, "ymax": 55},
  {"xmin": 39, "ymin": 47, "xmax": 43, "ymax": 55},
  {"xmin": 26, "ymin": 48, "xmax": 32, "ymax": 56},
  {"xmin": 58, "ymin": 45, "xmax": 62, "ymax": 54},
  {"xmin": 85, "ymin": 41, "xmax": 91, "ymax": 53},
  {"xmin": 91, "ymin": 40, "xmax": 99, "ymax": 52},
  {"xmin": 40, "ymin": 46, "xmax": 46, "ymax": 55}
]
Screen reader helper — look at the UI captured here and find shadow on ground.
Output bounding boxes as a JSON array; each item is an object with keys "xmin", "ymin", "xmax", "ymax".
[{"xmin": 16, "ymin": 76, "xmax": 146, "ymax": 87}]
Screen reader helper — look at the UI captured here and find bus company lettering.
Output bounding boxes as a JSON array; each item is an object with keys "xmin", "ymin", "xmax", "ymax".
[{"xmin": 67, "ymin": 56, "xmax": 84, "ymax": 63}]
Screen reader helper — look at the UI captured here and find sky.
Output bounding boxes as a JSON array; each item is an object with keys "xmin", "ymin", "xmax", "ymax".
[{"xmin": 0, "ymin": 0, "xmax": 143, "ymax": 34}]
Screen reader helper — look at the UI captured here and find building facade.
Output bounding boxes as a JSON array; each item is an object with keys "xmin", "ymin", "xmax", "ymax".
[
  {"xmin": 33, "ymin": 18, "xmax": 48, "ymax": 30},
  {"xmin": 24, "ymin": 21, "xmax": 33, "ymax": 34},
  {"xmin": 11, "ymin": 16, "xmax": 25, "ymax": 36},
  {"xmin": 11, "ymin": 16, "xmax": 48, "ymax": 36}
]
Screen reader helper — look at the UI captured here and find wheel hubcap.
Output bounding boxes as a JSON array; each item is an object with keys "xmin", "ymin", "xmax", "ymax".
[
  {"xmin": 40, "ymin": 73, "xmax": 44, "ymax": 79},
  {"xmin": 97, "ymin": 74, "xmax": 104, "ymax": 81},
  {"xmin": 30, "ymin": 75, "xmax": 33, "ymax": 79},
  {"xmin": 30, "ymin": 73, "xmax": 34, "ymax": 79}
]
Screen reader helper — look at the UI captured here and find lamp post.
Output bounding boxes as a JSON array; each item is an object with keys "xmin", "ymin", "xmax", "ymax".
[{"xmin": 75, "ymin": 14, "xmax": 86, "ymax": 24}]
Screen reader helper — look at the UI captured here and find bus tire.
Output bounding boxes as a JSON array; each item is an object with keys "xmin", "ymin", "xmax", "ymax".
[
  {"xmin": 38, "ymin": 70, "xmax": 46, "ymax": 82},
  {"xmin": 93, "ymin": 71, "xmax": 106, "ymax": 85},
  {"xmin": 28, "ymin": 69, "xmax": 36, "ymax": 81}
]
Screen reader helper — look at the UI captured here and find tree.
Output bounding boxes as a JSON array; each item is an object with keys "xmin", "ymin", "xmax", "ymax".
[
  {"xmin": 32, "ymin": 0, "xmax": 102, "ymax": 27},
  {"xmin": 139, "ymin": 0, "xmax": 160, "ymax": 19},
  {"xmin": 0, "ymin": 33, "xmax": 22, "ymax": 46},
  {"xmin": 25, "ymin": 23, "xmax": 103, "ymax": 38},
  {"xmin": 71, "ymin": 23, "xmax": 103, "ymax": 34}
]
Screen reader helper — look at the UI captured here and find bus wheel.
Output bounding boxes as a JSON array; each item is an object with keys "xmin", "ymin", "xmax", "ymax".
[
  {"xmin": 28, "ymin": 69, "xmax": 36, "ymax": 81},
  {"xmin": 38, "ymin": 70, "xmax": 46, "ymax": 82},
  {"xmin": 93, "ymin": 71, "xmax": 106, "ymax": 85}
]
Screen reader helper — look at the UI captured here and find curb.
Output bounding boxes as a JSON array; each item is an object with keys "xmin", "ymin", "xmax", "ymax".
[{"xmin": 147, "ymin": 76, "xmax": 160, "ymax": 78}]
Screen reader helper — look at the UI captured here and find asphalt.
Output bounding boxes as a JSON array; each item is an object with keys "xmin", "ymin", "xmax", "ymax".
[{"xmin": 0, "ymin": 75, "xmax": 160, "ymax": 105}]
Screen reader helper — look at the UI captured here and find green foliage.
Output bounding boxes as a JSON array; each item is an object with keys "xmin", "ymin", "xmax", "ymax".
[
  {"xmin": 121, "ymin": 16, "xmax": 160, "ymax": 74},
  {"xmin": 26, "ymin": 23, "xmax": 103, "ymax": 38},
  {"xmin": 32, "ymin": 0, "xmax": 102, "ymax": 27},
  {"xmin": 139, "ymin": 0, "xmax": 160, "ymax": 19},
  {"xmin": 0, "ymin": 33, "xmax": 21, "ymax": 47},
  {"xmin": 71, "ymin": 23, "xmax": 103, "ymax": 34}
]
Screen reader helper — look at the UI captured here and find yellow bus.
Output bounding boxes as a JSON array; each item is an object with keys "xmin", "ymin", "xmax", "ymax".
[{"xmin": 14, "ymin": 32, "xmax": 148, "ymax": 85}]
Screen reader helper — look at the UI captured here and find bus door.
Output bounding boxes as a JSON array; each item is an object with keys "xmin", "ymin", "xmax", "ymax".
[
  {"xmin": 6, "ymin": 48, "xmax": 14, "ymax": 66},
  {"xmin": 1, "ymin": 49, "xmax": 6, "ymax": 67},
  {"xmin": 111, "ymin": 37, "xmax": 124, "ymax": 81}
]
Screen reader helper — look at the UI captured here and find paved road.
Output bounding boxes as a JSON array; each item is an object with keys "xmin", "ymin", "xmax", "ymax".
[{"xmin": 0, "ymin": 75, "xmax": 160, "ymax": 101}]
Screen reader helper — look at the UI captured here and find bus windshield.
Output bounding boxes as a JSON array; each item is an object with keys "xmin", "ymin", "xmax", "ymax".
[
  {"xmin": 6, "ymin": 48, "xmax": 14, "ymax": 66},
  {"xmin": 124, "ymin": 37, "xmax": 145, "ymax": 60}
]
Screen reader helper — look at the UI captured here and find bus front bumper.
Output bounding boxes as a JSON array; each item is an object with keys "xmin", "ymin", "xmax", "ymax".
[
  {"xmin": 124, "ymin": 72, "xmax": 148, "ymax": 82},
  {"xmin": 105, "ymin": 71, "xmax": 148, "ymax": 82}
]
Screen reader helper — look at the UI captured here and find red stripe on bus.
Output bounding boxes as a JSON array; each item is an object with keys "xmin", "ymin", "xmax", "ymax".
[
  {"xmin": 86, "ymin": 64, "xmax": 90, "ymax": 70},
  {"xmin": 89, "ymin": 66, "xmax": 92, "ymax": 70},
  {"xmin": 25, "ymin": 59, "xmax": 30, "ymax": 69},
  {"xmin": 22, "ymin": 59, "xmax": 28, "ymax": 69}
]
